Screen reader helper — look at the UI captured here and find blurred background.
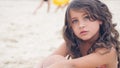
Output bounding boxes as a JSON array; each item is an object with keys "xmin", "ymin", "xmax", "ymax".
[{"xmin": 0, "ymin": 0, "xmax": 120, "ymax": 68}]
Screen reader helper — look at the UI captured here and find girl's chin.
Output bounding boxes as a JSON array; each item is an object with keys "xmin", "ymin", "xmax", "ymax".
[
  {"xmin": 80, "ymin": 37, "xmax": 91, "ymax": 41},
  {"xmin": 81, "ymin": 39, "xmax": 90, "ymax": 41}
]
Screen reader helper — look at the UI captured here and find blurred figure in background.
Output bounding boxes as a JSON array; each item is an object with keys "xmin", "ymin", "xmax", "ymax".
[
  {"xmin": 53, "ymin": 0, "xmax": 70, "ymax": 12},
  {"xmin": 33, "ymin": 0, "xmax": 50, "ymax": 14}
]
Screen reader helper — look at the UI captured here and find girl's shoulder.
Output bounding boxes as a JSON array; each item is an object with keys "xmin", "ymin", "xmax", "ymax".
[
  {"xmin": 95, "ymin": 47, "xmax": 118, "ymax": 67},
  {"xmin": 95, "ymin": 47, "xmax": 116, "ymax": 55}
]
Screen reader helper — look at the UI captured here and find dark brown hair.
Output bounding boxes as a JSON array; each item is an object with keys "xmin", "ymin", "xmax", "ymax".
[{"xmin": 63, "ymin": 0, "xmax": 120, "ymax": 67}]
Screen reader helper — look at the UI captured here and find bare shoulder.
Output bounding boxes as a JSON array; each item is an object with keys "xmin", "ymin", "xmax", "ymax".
[
  {"xmin": 88, "ymin": 47, "xmax": 117, "ymax": 67},
  {"xmin": 95, "ymin": 47, "xmax": 117, "ymax": 62},
  {"xmin": 95, "ymin": 47, "xmax": 118, "ymax": 67},
  {"xmin": 95, "ymin": 47, "xmax": 116, "ymax": 55}
]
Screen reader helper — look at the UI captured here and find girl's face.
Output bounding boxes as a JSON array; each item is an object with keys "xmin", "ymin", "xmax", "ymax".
[{"xmin": 70, "ymin": 10, "xmax": 102, "ymax": 41}]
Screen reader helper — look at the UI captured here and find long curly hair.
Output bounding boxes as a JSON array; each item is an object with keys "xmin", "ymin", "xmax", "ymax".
[{"xmin": 63, "ymin": 0, "xmax": 120, "ymax": 67}]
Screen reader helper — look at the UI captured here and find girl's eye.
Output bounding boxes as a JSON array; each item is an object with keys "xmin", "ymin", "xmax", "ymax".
[{"xmin": 72, "ymin": 19, "xmax": 79, "ymax": 24}]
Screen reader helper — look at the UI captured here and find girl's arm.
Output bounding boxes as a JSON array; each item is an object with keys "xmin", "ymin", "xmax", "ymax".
[
  {"xmin": 36, "ymin": 42, "xmax": 68, "ymax": 68},
  {"xmin": 70, "ymin": 47, "xmax": 117, "ymax": 68},
  {"xmin": 47, "ymin": 47, "xmax": 117, "ymax": 68}
]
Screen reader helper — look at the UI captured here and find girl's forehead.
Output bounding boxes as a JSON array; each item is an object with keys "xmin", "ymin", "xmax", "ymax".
[{"xmin": 69, "ymin": 9, "xmax": 89, "ymax": 15}]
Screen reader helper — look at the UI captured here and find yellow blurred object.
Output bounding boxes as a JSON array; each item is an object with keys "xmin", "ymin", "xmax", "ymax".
[{"xmin": 53, "ymin": 0, "xmax": 69, "ymax": 6}]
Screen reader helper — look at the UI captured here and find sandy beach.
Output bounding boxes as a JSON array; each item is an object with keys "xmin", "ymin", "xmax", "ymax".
[{"xmin": 0, "ymin": 0, "xmax": 120, "ymax": 68}]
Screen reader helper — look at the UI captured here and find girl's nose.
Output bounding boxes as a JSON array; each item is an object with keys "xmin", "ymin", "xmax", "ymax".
[{"xmin": 79, "ymin": 23, "xmax": 85, "ymax": 29}]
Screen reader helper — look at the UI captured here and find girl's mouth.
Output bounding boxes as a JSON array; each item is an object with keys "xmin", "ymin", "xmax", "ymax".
[{"xmin": 80, "ymin": 31, "xmax": 88, "ymax": 35}]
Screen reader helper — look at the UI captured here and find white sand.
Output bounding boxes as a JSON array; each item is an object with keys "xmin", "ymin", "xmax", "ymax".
[{"xmin": 0, "ymin": 0, "xmax": 120, "ymax": 68}]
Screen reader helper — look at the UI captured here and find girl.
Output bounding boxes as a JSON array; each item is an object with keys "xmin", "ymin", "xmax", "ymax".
[{"xmin": 36, "ymin": 0, "xmax": 120, "ymax": 68}]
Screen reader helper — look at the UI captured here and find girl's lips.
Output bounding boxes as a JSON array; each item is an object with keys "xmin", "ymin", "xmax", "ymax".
[{"xmin": 80, "ymin": 31, "xmax": 88, "ymax": 35}]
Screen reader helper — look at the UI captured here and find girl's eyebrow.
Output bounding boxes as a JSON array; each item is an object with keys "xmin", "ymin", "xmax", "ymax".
[
  {"xmin": 82, "ymin": 12, "xmax": 88, "ymax": 16},
  {"xmin": 71, "ymin": 12, "xmax": 88, "ymax": 20},
  {"xmin": 71, "ymin": 17, "xmax": 77, "ymax": 20}
]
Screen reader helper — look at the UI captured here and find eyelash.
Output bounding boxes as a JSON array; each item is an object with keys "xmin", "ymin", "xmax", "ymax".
[
  {"xmin": 72, "ymin": 19, "xmax": 78, "ymax": 24},
  {"xmin": 71, "ymin": 15, "xmax": 92, "ymax": 24}
]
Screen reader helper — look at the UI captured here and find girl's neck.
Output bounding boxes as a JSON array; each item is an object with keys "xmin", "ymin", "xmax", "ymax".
[{"xmin": 79, "ymin": 32, "xmax": 100, "ymax": 56}]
